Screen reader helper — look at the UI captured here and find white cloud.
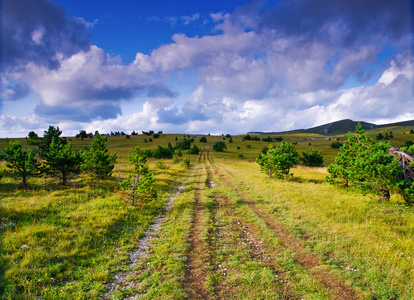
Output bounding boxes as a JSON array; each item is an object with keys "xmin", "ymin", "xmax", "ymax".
[
  {"xmin": 6, "ymin": 45, "xmax": 176, "ymax": 122},
  {"xmin": 1, "ymin": 0, "xmax": 413, "ymax": 137},
  {"xmin": 182, "ymin": 13, "xmax": 200, "ymax": 25},
  {"xmin": 31, "ymin": 28, "xmax": 44, "ymax": 45}
]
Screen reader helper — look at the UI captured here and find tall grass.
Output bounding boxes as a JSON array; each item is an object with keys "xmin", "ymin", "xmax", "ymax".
[{"xmin": 216, "ymin": 158, "xmax": 414, "ymax": 299}]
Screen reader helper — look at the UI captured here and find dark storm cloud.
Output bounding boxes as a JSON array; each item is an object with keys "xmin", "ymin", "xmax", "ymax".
[
  {"xmin": 0, "ymin": 0, "xmax": 90, "ymax": 70},
  {"xmin": 35, "ymin": 103, "xmax": 121, "ymax": 122},
  {"xmin": 257, "ymin": 0, "xmax": 413, "ymax": 47}
]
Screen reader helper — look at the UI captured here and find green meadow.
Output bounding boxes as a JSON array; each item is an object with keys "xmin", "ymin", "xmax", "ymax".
[{"xmin": 1, "ymin": 127, "xmax": 414, "ymax": 299}]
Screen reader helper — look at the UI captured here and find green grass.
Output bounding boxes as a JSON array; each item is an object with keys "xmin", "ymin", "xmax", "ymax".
[
  {"xmin": 213, "ymin": 158, "xmax": 414, "ymax": 299},
  {"xmin": 0, "ymin": 138, "xmax": 192, "ymax": 299},
  {"xmin": 0, "ymin": 184, "xmax": 165, "ymax": 298},
  {"xmin": 1, "ymin": 128, "xmax": 414, "ymax": 299}
]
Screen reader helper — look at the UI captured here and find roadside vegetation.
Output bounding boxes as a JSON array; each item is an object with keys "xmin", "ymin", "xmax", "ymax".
[{"xmin": 1, "ymin": 124, "xmax": 414, "ymax": 299}]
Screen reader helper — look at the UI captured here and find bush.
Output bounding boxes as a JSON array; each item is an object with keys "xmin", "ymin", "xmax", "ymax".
[
  {"xmin": 176, "ymin": 138, "xmax": 194, "ymax": 150},
  {"xmin": 331, "ymin": 141, "xmax": 343, "ymax": 148},
  {"xmin": 199, "ymin": 136, "xmax": 207, "ymax": 143},
  {"xmin": 120, "ymin": 147, "xmax": 156, "ymax": 205},
  {"xmin": 213, "ymin": 141, "xmax": 227, "ymax": 152},
  {"xmin": 152, "ymin": 145, "xmax": 174, "ymax": 159},
  {"xmin": 301, "ymin": 149, "xmax": 324, "ymax": 167},
  {"xmin": 181, "ymin": 157, "xmax": 190, "ymax": 168},
  {"xmin": 155, "ymin": 160, "xmax": 169, "ymax": 169},
  {"xmin": 257, "ymin": 142, "xmax": 299, "ymax": 179},
  {"xmin": 188, "ymin": 144, "xmax": 200, "ymax": 155}
]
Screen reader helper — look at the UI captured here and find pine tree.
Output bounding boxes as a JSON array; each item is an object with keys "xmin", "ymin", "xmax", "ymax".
[
  {"xmin": 40, "ymin": 125, "xmax": 63, "ymax": 157},
  {"xmin": 120, "ymin": 146, "xmax": 157, "ymax": 205},
  {"xmin": 327, "ymin": 124, "xmax": 405, "ymax": 201},
  {"xmin": 43, "ymin": 137, "xmax": 82, "ymax": 185},
  {"xmin": 2, "ymin": 140, "xmax": 41, "ymax": 187},
  {"xmin": 82, "ymin": 133, "xmax": 117, "ymax": 180}
]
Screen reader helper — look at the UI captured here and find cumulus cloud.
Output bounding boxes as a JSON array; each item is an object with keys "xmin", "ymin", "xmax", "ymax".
[
  {"xmin": 1, "ymin": 0, "xmax": 90, "ymax": 70},
  {"xmin": 131, "ymin": 0, "xmax": 412, "ymax": 102},
  {"xmin": 5, "ymin": 45, "xmax": 177, "ymax": 122},
  {"xmin": 0, "ymin": 0, "xmax": 413, "ymax": 136},
  {"xmin": 0, "ymin": 114, "xmax": 48, "ymax": 137}
]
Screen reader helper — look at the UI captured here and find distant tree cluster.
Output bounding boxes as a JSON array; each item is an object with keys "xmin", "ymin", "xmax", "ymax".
[
  {"xmin": 261, "ymin": 136, "xmax": 284, "ymax": 142},
  {"xmin": 1, "ymin": 126, "xmax": 117, "ymax": 187},
  {"xmin": 376, "ymin": 131, "xmax": 394, "ymax": 140},
  {"xmin": 142, "ymin": 130, "xmax": 163, "ymax": 138},
  {"xmin": 243, "ymin": 135, "xmax": 283, "ymax": 142},
  {"xmin": 242, "ymin": 134, "xmax": 261, "ymax": 141},
  {"xmin": 141, "ymin": 137, "xmax": 202, "ymax": 159},
  {"xmin": 109, "ymin": 131, "xmax": 127, "ymax": 136},
  {"xmin": 327, "ymin": 124, "xmax": 413, "ymax": 203},
  {"xmin": 75, "ymin": 130, "xmax": 94, "ymax": 140}
]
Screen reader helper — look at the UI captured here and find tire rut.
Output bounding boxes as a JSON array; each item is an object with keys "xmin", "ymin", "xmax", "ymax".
[
  {"xmin": 205, "ymin": 161, "xmax": 296, "ymax": 299},
  {"xmin": 206, "ymin": 152, "xmax": 358, "ymax": 300},
  {"xmin": 185, "ymin": 151, "xmax": 213, "ymax": 299}
]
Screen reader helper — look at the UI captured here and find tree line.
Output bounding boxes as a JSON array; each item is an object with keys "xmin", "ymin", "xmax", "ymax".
[{"xmin": 0, "ymin": 126, "xmax": 117, "ymax": 187}]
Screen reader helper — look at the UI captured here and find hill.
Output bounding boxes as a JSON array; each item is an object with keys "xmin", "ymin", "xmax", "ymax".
[{"xmin": 250, "ymin": 119, "xmax": 414, "ymax": 136}]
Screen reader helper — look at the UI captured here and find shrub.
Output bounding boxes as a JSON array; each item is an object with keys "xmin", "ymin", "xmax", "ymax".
[
  {"xmin": 181, "ymin": 157, "xmax": 190, "ymax": 168},
  {"xmin": 120, "ymin": 147, "xmax": 157, "ymax": 205},
  {"xmin": 155, "ymin": 160, "xmax": 169, "ymax": 169},
  {"xmin": 213, "ymin": 141, "xmax": 227, "ymax": 152},
  {"xmin": 188, "ymin": 144, "xmax": 200, "ymax": 155},
  {"xmin": 153, "ymin": 145, "xmax": 174, "ymax": 159},
  {"xmin": 301, "ymin": 149, "xmax": 324, "ymax": 167},
  {"xmin": 331, "ymin": 141, "xmax": 343, "ymax": 148},
  {"xmin": 257, "ymin": 141, "xmax": 299, "ymax": 179},
  {"xmin": 176, "ymin": 138, "xmax": 194, "ymax": 150}
]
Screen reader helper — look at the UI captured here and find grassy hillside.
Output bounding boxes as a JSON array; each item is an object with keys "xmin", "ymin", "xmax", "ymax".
[
  {"xmin": 251, "ymin": 118, "xmax": 414, "ymax": 136},
  {"xmin": 1, "ymin": 127, "xmax": 414, "ymax": 299}
]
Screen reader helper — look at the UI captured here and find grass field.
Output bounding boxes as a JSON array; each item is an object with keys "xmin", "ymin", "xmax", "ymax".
[{"xmin": 1, "ymin": 128, "xmax": 414, "ymax": 299}]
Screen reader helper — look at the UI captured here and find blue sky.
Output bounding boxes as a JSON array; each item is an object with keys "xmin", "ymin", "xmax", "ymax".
[{"xmin": 0, "ymin": 0, "xmax": 413, "ymax": 137}]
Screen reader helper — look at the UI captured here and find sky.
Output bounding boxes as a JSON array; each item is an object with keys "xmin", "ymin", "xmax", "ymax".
[{"xmin": 0, "ymin": 0, "xmax": 413, "ymax": 137}]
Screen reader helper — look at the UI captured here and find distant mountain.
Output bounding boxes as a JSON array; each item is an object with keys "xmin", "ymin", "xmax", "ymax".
[{"xmin": 249, "ymin": 119, "xmax": 414, "ymax": 136}]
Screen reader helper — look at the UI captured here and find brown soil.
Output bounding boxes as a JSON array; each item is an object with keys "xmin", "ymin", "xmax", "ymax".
[{"xmin": 185, "ymin": 164, "xmax": 211, "ymax": 299}]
